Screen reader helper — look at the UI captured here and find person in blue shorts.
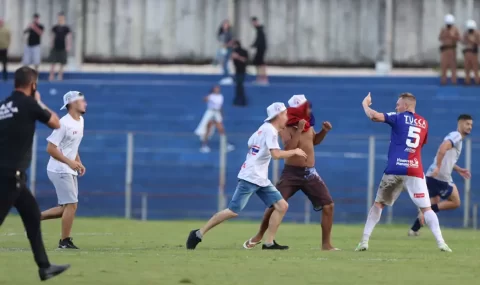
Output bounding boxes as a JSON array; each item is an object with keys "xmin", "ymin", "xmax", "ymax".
[
  {"xmin": 186, "ymin": 102, "xmax": 307, "ymax": 250},
  {"xmin": 409, "ymin": 114, "xmax": 473, "ymax": 235}
]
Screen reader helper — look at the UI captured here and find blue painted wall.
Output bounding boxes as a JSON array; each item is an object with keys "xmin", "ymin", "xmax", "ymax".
[{"xmin": 1, "ymin": 73, "xmax": 478, "ymax": 226}]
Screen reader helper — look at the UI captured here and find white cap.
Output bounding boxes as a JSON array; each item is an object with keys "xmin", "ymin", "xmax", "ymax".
[
  {"xmin": 444, "ymin": 14, "xmax": 455, "ymax": 25},
  {"xmin": 60, "ymin": 91, "xmax": 84, "ymax": 110},
  {"xmin": 287, "ymin": 94, "xmax": 307, "ymax": 108},
  {"xmin": 264, "ymin": 102, "xmax": 287, "ymax": 122},
  {"xmin": 467, "ymin": 19, "xmax": 477, "ymax": 29}
]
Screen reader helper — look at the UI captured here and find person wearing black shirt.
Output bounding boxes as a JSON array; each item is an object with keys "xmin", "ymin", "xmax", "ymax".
[
  {"xmin": 0, "ymin": 66, "xmax": 70, "ymax": 281},
  {"xmin": 232, "ymin": 40, "xmax": 248, "ymax": 107},
  {"xmin": 49, "ymin": 12, "xmax": 71, "ymax": 81},
  {"xmin": 22, "ymin": 13, "xmax": 44, "ymax": 72},
  {"xmin": 251, "ymin": 17, "xmax": 268, "ymax": 84}
]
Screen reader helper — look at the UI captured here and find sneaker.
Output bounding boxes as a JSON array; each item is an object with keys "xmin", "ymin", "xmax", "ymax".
[
  {"xmin": 219, "ymin": 77, "xmax": 233, "ymax": 85},
  {"xmin": 200, "ymin": 146, "xmax": 211, "ymax": 153},
  {"xmin": 408, "ymin": 229, "xmax": 420, "ymax": 236},
  {"xmin": 186, "ymin": 229, "xmax": 202, "ymax": 250},
  {"xmin": 39, "ymin": 264, "xmax": 70, "ymax": 281},
  {"xmin": 243, "ymin": 238, "xmax": 261, "ymax": 249},
  {"xmin": 439, "ymin": 243, "xmax": 452, "ymax": 252},
  {"xmin": 262, "ymin": 240, "xmax": 289, "ymax": 250},
  {"xmin": 58, "ymin": 238, "xmax": 79, "ymax": 249},
  {"xmin": 355, "ymin": 241, "xmax": 368, "ymax": 251}
]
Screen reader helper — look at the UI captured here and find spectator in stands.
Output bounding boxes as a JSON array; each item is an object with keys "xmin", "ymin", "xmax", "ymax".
[
  {"xmin": 232, "ymin": 40, "xmax": 248, "ymax": 107},
  {"xmin": 251, "ymin": 17, "xmax": 268, "ymax": 84},
  {"xmin": 439, "ymin": 14, "xmax": 460, "ymax": 85},
  {"xmin": 0, "ymin": 19, "xmax": 10, "ymax": 81},
  {"xmin": 23, "ymin": 13, "xmax": 44, "ymax": 73},
  {"xmin": 218, "ymin": 20, "xmax": 234, "ymax": 85},
  {"xmin": 49, "ymin": 12, "xmax": 71, "ymax": 81},
  {"xmin": 462, "ymin": 20, "xmax": 480, "ymax": 85}
]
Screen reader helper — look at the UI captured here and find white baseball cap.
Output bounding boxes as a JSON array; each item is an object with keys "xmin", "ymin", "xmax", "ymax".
[
  {"xmin": 444, "ymin": 14, "xmax": 455, "ymax": 25},
  {"xmin": 264, "ymin": 102, "xmax": 287, "ymax": 122},
  {"xmin": 60, "ymin": 91, "xmax": 84, "ymax": 110},
  {"xmin": 288, "ymin": 94, "xmax": 307, "ymax": 108},
  {"xmin": 467, "ymin": 19, "xmax": 477, "ymax": 29}
]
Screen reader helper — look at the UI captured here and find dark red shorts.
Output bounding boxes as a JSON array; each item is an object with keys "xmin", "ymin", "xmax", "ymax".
[{"xmin": 276, "ymin": 165, "xmax": 333, "ymax": 211}]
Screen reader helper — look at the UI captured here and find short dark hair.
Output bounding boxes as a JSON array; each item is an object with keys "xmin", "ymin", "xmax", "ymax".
[
  {"xmin": 14, "ymin": 66, "xmax": 37, "ymax": 88},
  {"xmin": 33, "ymin": 13, "xmax": 40, "ymax": 18},
  {"xmin": 458, "ymin": 114, "xmax": 473, "ymax": 121},
  {"xmin": 251, "ymin": 16, "xmax": 258, "ymax": 22},
  {"xmin": 58, "ymin": 11, "xmax": 65, "ymax": 16}
]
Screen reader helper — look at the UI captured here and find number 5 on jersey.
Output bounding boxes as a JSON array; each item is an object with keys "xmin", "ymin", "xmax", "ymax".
[{"xmin": 406, "ymin": 126, "xmax": 421, "ymax": 148}]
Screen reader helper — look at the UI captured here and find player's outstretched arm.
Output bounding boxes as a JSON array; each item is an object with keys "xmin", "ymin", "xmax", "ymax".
[
  {"xmin": 362, "ymin": 93, "xmax": 385, "ymax": 122},
  {"xmin": 270, "ymin": 148, "xmax": 307, "ymax": 160}
]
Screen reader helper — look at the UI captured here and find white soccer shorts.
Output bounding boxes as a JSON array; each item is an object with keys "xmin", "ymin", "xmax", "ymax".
[
  {"xmin": 47, "ymin": 171, "xmax": 79, "ymax": 205},
  {"xmin": 375, "ymin": 174, "xmax": 431, "ymax": 208}
]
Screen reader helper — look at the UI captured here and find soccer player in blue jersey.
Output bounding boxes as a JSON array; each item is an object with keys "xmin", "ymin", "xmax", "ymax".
[
  {"xmin": 408, "ymin": 114, "xmax": 473, "ymax": 236},
  {"xmin": 355, "ymin": 92, "xmax": 451, "ymax": 252}
]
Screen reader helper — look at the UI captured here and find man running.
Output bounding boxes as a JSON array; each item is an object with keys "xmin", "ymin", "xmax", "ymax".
[
  {"xmin": 243, "ymin": 94, "xmax": 337, "ymax": 251},
  {"xmin": 40, "ymin": 91, "xmax": 86, "ymax": 249},
  {"xmin": 186, "ymin": 102, "xmax": 307, "ymax": 250},
  {"xmin": 409, "ymin": 114, "xmax": 473, "ymax": 236},
  {"xmin": 356, "ymin": 92, "xmax": 451, "ymax": 252}
]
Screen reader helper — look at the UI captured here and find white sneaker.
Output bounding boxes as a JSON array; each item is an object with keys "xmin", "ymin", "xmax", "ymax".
[
  {"xmin": 439, "ymin": 243, "xmax": 452, "ymax": 252},
  {"xmin": 355, "ymin": 241, "xmax": 368, "ymax": 251},
  {"xmin": 408, "ymin": 229, "xmax": 420, "ymax": 236},
  {"xmin": 227, "ymin": 144, "xmax": 235, "ymax": 152},
  {"xmin": 219, "ymin": 77, "xmax": 233, "ymax": 85},
  {"xmin": 200, "ymin": 146, "xmax": 211, "ymax": 153}
]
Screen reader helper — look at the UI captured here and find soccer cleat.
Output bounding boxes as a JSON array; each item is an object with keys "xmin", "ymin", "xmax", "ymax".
[
  {"xmin": 58, "ymin": 238, "xmax": 79, "ymax": 249},
  {"xmin": 186, "ymin": 229, "xmax": 202, "ymax": 250},
  {"xmin": 439, "ymin": 243, "xmax": 452, "ymax": 252},
  {"xmin": 408, "ymin": 229, "xmax": 420, "ymax": 236},
  {"xmin": 262, "ymin": 240, "xmax": 289, "ymax": 250},
  {"xmin": 355, "ymin": 241, "xmax": 369, "ymax": 251},
  {"xmin": 39, "ymin": 264, "xmax": 70, "ymax": 281},
  {"xmin": 243, "ymin": 238, "xmax": 261, "ymax": 249}
]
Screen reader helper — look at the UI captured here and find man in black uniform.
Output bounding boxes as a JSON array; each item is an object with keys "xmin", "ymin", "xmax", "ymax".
[
  {"xmin": 251, "ymin": 16, "xmax": 268, "ymax": 84},
  {"xmin": 232, "ymin": 40, "xmax": 248, "ymax": 107},
  {"xmin": 0, "ymin": 66, "xmax": 70, "ymax": 281}
]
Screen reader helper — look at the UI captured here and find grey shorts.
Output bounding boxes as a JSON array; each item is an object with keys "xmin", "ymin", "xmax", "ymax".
[
  {"xmin": 47, "ymin": 171, "xmax": 78, "ymax": 205},
  {"xmin": 22, "ymin": 45, "xmax": 41, "ymax": 65}
]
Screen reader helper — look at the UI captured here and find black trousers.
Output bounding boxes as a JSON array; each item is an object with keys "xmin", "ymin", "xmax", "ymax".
[
  {"xmin": 0, "ymin": 170, "xmax": 50, "ymax": 269},
  {"xmin": 233, "ymin": 73, "xmax": 247, "ymax": 106},
  {"xmin": 0, "ymin": 49, "xmax": 7, "ymax": 81}
]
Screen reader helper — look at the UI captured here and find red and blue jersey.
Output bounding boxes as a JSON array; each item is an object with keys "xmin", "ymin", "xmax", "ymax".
[{"xmin": 383, "ymin": 111, "xmax": 428, "ymax": 178}]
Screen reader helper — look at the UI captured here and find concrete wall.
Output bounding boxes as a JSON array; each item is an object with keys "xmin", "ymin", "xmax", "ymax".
[{"xmin": 0, "ymin": 0, "xmax": 478, "ymax": 66}]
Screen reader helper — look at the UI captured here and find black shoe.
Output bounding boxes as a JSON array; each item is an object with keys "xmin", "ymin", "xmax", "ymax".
[
  {"xmin": 262, "ymin": 240, "xmax": 289, "ymax": 250},
  {"xmin": 186, "ymin": 229, "xmax": 202, "ymax": 250},
  {"xmin": 58, "ymin": 238, "xmax": 79, "ymax": 249},
  {"xmin": 39, "ymin": 264, "xmax": 70, "ymax": 281}
]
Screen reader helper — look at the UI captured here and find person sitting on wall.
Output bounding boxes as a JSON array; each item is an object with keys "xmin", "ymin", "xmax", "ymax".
[
  {"xmin": 439, "ymin": 14, "xmax": 460, "ymax": 85},
  {"xmin": 462, "ymin": 20, "xmax": 480, "ymax": 85}
]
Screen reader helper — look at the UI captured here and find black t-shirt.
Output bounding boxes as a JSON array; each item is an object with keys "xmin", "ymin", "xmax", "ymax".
[
  {"xmin": 52, "ymin": 25, "xmax": 71, "ymax": 50},
  {"xmin": 233, "ymin": 47, "xmax": 249, "ymax": 74},
  {"xmin": 25, "ymin": 23, "xmax": 44, "ymax": 46},
  {"xmin": 0, "ymin": 91, "xmax": 51, "ymax": 171}
]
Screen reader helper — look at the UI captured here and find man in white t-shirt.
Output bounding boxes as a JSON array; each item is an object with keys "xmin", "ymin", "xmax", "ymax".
[
  {"xmin": 409, "ymin": 114, "xmax": 473, "ymax": 235},
  {"xmin": 186, "ymin": 102, "xmax": 307, "ymax": 250},
  {"xmin": 40, "ymin": 91, "xmax": 86, "ymax": 249}
]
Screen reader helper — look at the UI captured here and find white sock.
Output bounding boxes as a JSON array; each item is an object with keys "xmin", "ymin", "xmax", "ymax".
[
  {"xmin": 424, "ymin": 210, "xmax": 445, "ymax": 245},
  {"xmin": 362, "ymin": 205, "xmax": 382, "ymax": 242}
]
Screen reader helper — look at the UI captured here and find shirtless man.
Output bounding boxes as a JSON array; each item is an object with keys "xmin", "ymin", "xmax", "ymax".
[{"xmin": 242, "ymin": 94, "xmax": 337, "ymax": 250}]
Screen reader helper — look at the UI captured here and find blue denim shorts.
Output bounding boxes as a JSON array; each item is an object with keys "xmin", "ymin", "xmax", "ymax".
[{"xmin": 228, "ymin": 179, "xmax": 283, "ymax": 213}]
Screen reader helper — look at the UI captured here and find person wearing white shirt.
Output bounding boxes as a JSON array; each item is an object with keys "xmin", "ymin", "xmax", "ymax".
[
  {"xmin": 194, "ymin": 85, "xmax": 235, "ymax": 153},
  {"xmin": 409, "ymin": 114, "xmax": 473, "ymax": 236},
  {"xmin": 186, "ymin": 102, "xmax": 307, "ymax": 250},
  {"xmin": 40, "ymin": 91, "xmax": 86, "ymax": 250}
]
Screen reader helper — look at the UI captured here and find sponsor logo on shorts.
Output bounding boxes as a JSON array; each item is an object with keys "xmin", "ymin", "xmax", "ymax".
[
  {"xmin": 395, "ymin": 158, "xmax": 419, "ymax": 168},
  {"xmin": 414, "ymin": 193, "xmax": 425, "ymax": 198}
]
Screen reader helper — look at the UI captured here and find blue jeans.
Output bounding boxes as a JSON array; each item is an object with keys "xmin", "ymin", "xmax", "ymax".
[
  {"xmin": 222, "ymin": 48, "xmax": 232, "ymax": 77},
  {"xmin": 227, "ymin": 179, "xmax": 283, "ymax": 213}
]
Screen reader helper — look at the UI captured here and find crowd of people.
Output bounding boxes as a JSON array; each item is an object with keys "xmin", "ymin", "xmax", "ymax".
[{"xmin": 0, "ymin": 12, "xmax": 72, "ymax": 82}]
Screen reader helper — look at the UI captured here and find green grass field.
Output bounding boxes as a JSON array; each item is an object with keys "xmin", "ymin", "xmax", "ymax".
[{"xmin": 1, "ymin": 217, "xmax": 480, "ymax": 285}]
